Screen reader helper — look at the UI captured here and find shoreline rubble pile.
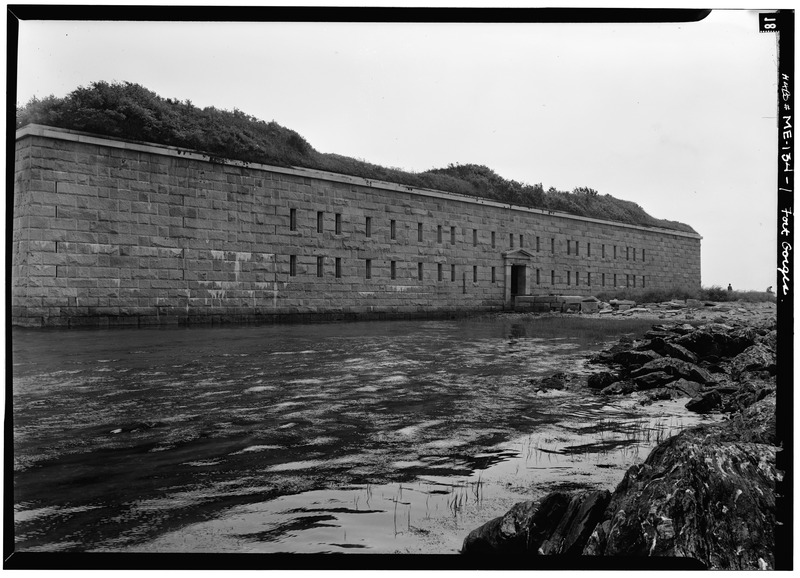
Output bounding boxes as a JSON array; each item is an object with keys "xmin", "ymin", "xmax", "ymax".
[
  {"xmin": 462, "ymin": 311, "xmax": 780, "ymax": 570},
  {"xmin": 514, "ymin": 294, "xmax": 776, "ymax": 323}
]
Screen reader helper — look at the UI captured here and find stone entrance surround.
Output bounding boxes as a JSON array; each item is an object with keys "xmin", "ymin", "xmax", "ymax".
[{"xmin": 12, "ymin": 125, "xmax": 702, "ymax": 326}]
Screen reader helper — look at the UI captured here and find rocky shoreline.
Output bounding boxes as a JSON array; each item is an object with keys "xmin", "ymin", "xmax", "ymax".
[{"xmin": 462, "ymin": 302, "xmax": 781, "ymax": 569}]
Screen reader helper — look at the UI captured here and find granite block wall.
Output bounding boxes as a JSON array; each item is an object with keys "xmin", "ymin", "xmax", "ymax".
[{"xmin": 12, "ymin": 125, "xmax": 702, "ymax": 327}]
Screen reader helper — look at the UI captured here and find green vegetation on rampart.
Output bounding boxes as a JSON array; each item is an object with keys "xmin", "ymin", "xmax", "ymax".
[{"xmin": 17, "ymin": 81, "xmax": 696, "ymax": 233}]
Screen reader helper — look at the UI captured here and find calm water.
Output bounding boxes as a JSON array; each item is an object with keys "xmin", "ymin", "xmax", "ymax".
[{"xmin": 12, "ymin": 316, "xmax": 710, "ymax": 554}]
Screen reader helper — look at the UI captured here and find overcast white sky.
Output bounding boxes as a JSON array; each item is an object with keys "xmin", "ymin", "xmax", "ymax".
[{"xmin": 15, "ymin": 9, "xmax": 780, "ymax": 291}]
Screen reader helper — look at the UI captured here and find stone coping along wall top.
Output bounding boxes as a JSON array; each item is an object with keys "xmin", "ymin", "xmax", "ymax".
[{"xmin": 16, "ymin": 124, "xmax": 702, "ymax": 241}]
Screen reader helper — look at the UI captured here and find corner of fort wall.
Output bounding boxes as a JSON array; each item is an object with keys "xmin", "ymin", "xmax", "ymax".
[{"xmin": 12, "ymin": 125, "xmax": 702, "ymax": 327}]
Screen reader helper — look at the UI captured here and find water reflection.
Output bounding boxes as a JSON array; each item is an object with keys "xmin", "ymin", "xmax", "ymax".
[
  {"xmin": 12, "ymin": 316, "xmax": 707, "ymax": 553},
  {"xmin": 508, "ymin": 323, "xmax": 528, "ymax": 339}
]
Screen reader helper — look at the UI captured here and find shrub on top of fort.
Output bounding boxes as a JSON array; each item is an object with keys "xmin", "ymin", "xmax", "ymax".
[
  {"xmin": 16, "ymin": 81, "xmax": 695, "ymax": 233},
  {"xmin": 16, "ymin": 81, "xmax": 315, "ymax": 168}
]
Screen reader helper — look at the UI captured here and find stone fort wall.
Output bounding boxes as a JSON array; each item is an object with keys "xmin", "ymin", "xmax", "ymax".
[{"xmin": 12, "ymin": 125, "xmax": 702, "ymax": 327}]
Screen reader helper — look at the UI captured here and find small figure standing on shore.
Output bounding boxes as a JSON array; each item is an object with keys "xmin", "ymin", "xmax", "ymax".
[
  {"xmin": 767, "ymin": 286, "xmax": 773, "ymax": 295},
  {"xmin": 727, "ymin": 283, "xmax": 733, "ymax": 292}
]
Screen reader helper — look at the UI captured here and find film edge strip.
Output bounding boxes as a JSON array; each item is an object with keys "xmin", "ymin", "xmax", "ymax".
[{"xmin": 760, "ymin": 8, "xmax": 794, "ymax": 572}]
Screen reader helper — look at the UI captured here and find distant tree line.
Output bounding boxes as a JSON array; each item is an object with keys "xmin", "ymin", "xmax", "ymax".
[{"xmin": 16, "ymin": 81, "xmax": 695, "ymax": 233}]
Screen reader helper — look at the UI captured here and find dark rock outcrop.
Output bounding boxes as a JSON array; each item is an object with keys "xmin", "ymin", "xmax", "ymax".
[
  {"xmin": 526, "ymin": 492, "xmax": 574, "ymax": 552},
  {"xmin": 462, "ymin": 492, "xmax": 571, "ymax": 555},
  {"xmin": 673, "ymin": 324, "xmax": 757, "ymax": 360},
  {"xmin": 584, "ymin": 395, "xmax": 777, "ymax": 569},
  {"xmin": 464, "ymin": 313, "xmax": 778, "ymax": 569},
  {"xmin": 464, "ymin": 394, "xmax": 778, "ymax": 569},
  {"xmin": 461, "ymin": 490, "xmax": 611, "ymax": 558},
  {"xmin": 461, "ymin": 500, "xmax": 539, "ymax": 555},
  {"xmin": 720, "ymin": 376, "xmax": 776, "ymax": 414},
  {"xmin": 590, "ymin": 317, "xmax": 775, "ymax": 415}
]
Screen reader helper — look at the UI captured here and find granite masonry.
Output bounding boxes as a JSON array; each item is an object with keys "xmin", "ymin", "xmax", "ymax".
[{"xmin": 12, "ymin": 125, "xmax": 702, "ymax": 327}]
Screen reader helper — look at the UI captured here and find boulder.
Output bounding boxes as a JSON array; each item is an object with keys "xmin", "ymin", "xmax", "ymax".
[
  {"xmin": 530, "ymin": 372, "xmax": 569, "ymax": 391},
  {"xmin": 621, "ymin": 307, "xmax": 650, "ymax": 315},
  {"xmin": 650, "ymin": 323, "xmax": 680, "ymax": 332},
  {"xmin": 644, "ymin": 330, "xmax": 673, "ymax": 340},
  {"xmin": 601, "ymin": 380, "xmax": 638, "ymax": 395},
  {"xmin": 756, "ymin": 329, "xmax": 777, "ymax": 352},
  {"xmin": 729, "ymin": 344, "xmax": 776, "ymax": 379},
  {"xmin": 685, "ymin": 363, "xmax": 717, "ymax": 384},
  {"xmin": 666, "ymin": 378, "xmax": 704, "ymax": 399},
  {"xmin": 722, "ymin": 326, "xmax": 761, "ymax": 357},
  {"xmin": 676, "ymin": 323, "xmax": 758, "ymax": 357},
  {"xmin": 637, "ymin": 336, "xmax": 666, "ymax": 353},
  {"xmin": 462, "ymin": 500, "xmax": 538, "ymax": 555},
  {"xmin": 721, "ymin": 377, "xmax": 776, "ymax": 414},
  {"xmin": 672, "ymin": 323, "xmax": 697, "ymax": 335},
  {"xmin": 526, "ymin": 492, "xmax": 573, "ymax": 552},
  {"xmin": 628, "ymin": 358, "xmax": 716, "ymax": 385},
  {"xmin": 712, "ymin": 393, "xmax": 776, "ymax": 445},
  {"xmin": 672, "ymin": 323, "xmax": 756, "ymax": 359},
  {"xmin": 674, "ymin": 330, "xmax": 718, "ymax": 358},
  {"xmin": 633, "ymin": 371, "xmax": 676, "ymax": 390},
  {"xmin": 461, "ymin": 493, "xmax": 572, "ymax": 555},
  {"xmin": 660, "ymin": 341, "xmax": 698, "ymax": 364},
  {"xmin": 583, "ymin": 396, "xmax": 778, "ymax": 569},
  {"xmin": 587, "ymin": 371, "xmax": 618, "ymax": 390},
  {"xmin": 538, "ymin": 490, "xmax": 611, "ymax": 555},
  {"xmin": 685, "ymin": 389, "xmax": 722, "ymax": 413},
  {"xmin": 609, "ymin": 349, "xmax": 661, "ymax": 367}
]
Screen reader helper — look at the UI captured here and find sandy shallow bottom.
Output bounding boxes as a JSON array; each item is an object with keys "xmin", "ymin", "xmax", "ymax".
[{"xmin": 116, "ymin": 393, "xmax": 713, "ymax": 554}]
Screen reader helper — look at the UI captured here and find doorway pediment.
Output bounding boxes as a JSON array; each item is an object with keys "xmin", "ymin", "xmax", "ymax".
[{"xmin": 502, "ymin": 248, "xmax": 537, "ymax": 260}]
